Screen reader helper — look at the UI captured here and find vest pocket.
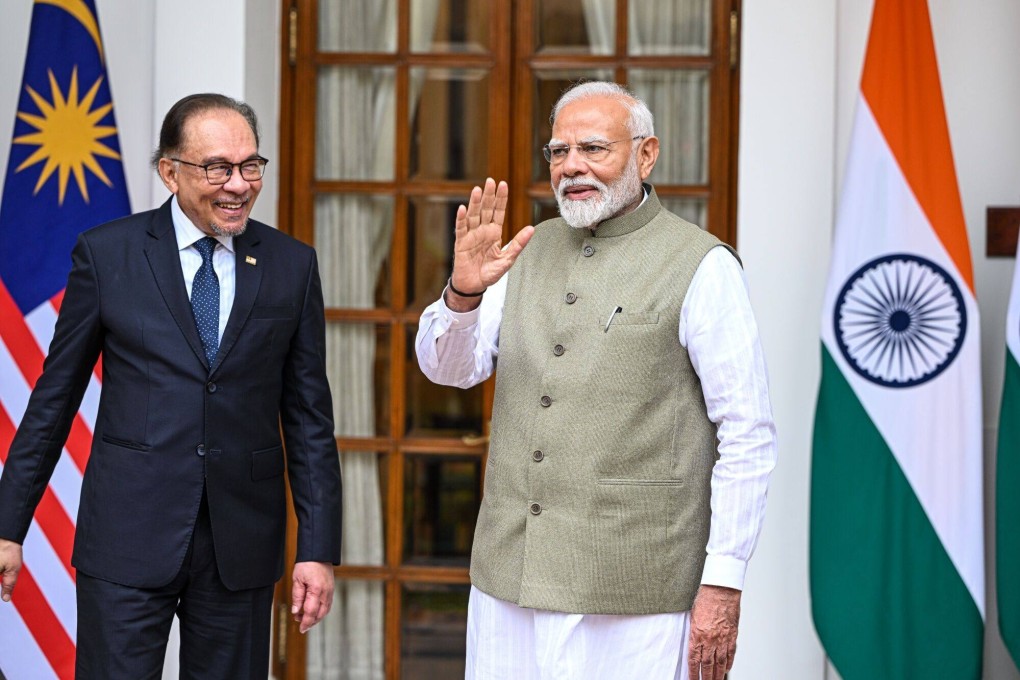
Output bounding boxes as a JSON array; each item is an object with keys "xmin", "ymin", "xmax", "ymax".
[{"xmin": 596, "ymin": 311, "xmax": 660, "ymax": 327}]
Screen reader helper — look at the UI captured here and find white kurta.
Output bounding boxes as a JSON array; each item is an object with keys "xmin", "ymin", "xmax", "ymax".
[{"xmin": 416, "ymin": 245, "xmax": 778, "ymax": 680}]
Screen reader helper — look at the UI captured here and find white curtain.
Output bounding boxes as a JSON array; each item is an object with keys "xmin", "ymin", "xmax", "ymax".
[{"xmin": 307, "ymin": 1, "xmax": 439, "ymax": 679}]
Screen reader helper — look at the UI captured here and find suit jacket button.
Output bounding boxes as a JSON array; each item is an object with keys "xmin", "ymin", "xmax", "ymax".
[
  {"xmin": 529, "ymin": 502, "xmax": 542, "ymax": 515},
  {"xmin": 540, "ymin": 395, "xmax": 552, "ymax": 407},
  {"xmin": 206, "ymin": 382, "xmax": 217, "ymax": 393},
  {"xmin": 532, "ymin": 450, "xmax": 544, "ymax": 462},
  {"xmin": 583, "ymin": 245, "xmax": 595, "ymax": 257},
  {"xmin": 564, "ymin": 292, "xmax": 577, "ymax": 304},
  {"xmin": 196, "ymin": 444, "xmax": 206, "ymax": 457},
  {"xmin": 553, "ymin": 344, "xmax": 565, "ymax": 356}
]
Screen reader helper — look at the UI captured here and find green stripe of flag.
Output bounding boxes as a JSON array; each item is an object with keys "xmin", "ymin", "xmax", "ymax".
[
  {"xmin": 998, "ymin": 349, "xmax": 1020, "ymax": 671},
  {"xmin": 811, "ymin": 346, "xmax": 983, "ymax": 679}
]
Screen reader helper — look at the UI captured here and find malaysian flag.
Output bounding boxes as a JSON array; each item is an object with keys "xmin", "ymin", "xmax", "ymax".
[{"xmin": 0, "ymin": 1, "xmax": 129, "ymax": 677}]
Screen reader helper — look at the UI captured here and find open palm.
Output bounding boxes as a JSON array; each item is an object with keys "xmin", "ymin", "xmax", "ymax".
[{"xmin": 451, "ymin": 178, "xmax": 534, "ymax": 294}]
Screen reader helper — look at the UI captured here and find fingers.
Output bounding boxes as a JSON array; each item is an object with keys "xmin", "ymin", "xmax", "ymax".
[
  {"xmin": 1, "ymin": 569, "xmax": 16, "ymax": 602},
  {"xmin": 290, "ymin": 578, "xmax": 307, "ymax": 618},
  {"xmin": 291, "ymin": 563, "xmax": 335, "ymax": 633}
]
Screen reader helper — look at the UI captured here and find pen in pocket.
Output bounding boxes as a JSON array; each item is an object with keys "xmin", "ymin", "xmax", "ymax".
[{"xmin": 604, "ymin": 306, "xmax": 622, "ymax": 332}]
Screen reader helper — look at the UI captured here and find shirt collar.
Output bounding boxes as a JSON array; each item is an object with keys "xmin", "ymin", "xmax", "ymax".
[{"xmin": 170, "ymin": 196, "xmax": 235, "ymax": 254}]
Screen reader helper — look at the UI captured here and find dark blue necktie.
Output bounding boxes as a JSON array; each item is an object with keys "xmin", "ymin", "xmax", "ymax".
[{"xmin": 191, "ymin": 237, "xmax": 220, "ymax": 367}]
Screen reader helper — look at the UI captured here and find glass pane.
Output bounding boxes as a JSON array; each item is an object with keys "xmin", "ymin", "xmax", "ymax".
[
  {"xmin": 409, "ymin": 68, "xmax": 490, "ymax": 182},
  {"xmin": 401, "ymin": 582, "xmax": 470, "ymax": 679},
  {"xmin": 340, "ymin": 451, "xmax": 387, "ymax": 566},
  {"xmin": 630, "ymin": 69, "xmax": 709, "ymax": 184},
  {"xmin": 306, "ymin": 578, "xmax": 386, "ymax": 680},
  {"xmin": 408, "ymin": 197, "xmax": 459, "ymax": 310},
  {"xmin": 533, "ymin": 69, "xmax": 614, "ymax": 182},
  {"xmin": 628, "ymin": 0, "xmax": 711, "ymax": 56},
  {"xmin": 326, "ymin": 322, "xmax": 390, "ymax": 437},
  {"xmin": 318, "ymin": 0, "xmax": 396, "ymax": 52},
  {"xmin": 660, "ymin": 197, "xmax": 708, "ymax": 230},
  {"xmin": 403, "ymin": 454, "xmax": 480, "ymax": 566},
  {"xmin": 405, "ymin": 327, "xmax": 484, "ymax": 436},
  {"xmin": 411, "ymin": 0, "xmax": 489, "ymax": 53},
  {"xmin": 535, "ymin": 0, "xmax": 614, "ymax": 55},
  {"xmin": 316, "ymin": 67, "xmax": 396, "ymax": 181},
  {"xmin": 315, "ymin": 194, "xmax": 393, "ymax": 309}
]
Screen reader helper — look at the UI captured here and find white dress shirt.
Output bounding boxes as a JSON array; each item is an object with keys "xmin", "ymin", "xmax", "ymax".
[
  {"xmin": 171, "ymin": 196, "xmax": 235, "ymax": 342},
  {"xmin": 416, "ymin": 239, "xmax": 778, "ymax": 680}
]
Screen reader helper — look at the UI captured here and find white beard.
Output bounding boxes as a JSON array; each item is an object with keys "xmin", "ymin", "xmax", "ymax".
[{"xmin": 553, "ymin": 157, "xmax": 642, "ymax": 230}]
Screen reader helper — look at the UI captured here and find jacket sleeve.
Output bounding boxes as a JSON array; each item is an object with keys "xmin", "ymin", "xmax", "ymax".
[
  {"xmin": 0, "ymin": 233, "xmax": 104, "ymax": 543},
  {"xmin": 278, "ymin": 249, "xmax": 342, "ymax": 565}
]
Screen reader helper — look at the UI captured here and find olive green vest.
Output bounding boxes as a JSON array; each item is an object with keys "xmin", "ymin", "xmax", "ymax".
[{"xmin": 470, "ymin": 187, "xmax": 735, "ymax": 614}]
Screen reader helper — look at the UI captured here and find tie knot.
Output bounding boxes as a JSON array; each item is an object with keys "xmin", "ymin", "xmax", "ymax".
[{"xmin": 194, "ymin": 237, "xmax": 217, "ymax": 261}]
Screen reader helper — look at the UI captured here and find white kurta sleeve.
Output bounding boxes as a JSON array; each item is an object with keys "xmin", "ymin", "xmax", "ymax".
[
  {"xmin": 414, "ymin": 275, "xmax": 508, "ymax": 389},
  {"xmin": 680, "ymin": 246, "xmax": 778, "ymax": 591}
]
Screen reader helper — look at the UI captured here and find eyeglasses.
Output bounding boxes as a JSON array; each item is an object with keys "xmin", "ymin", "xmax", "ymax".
[
  {"xmin": 542, "ymin": 136, "xmax": 646, "ymax": 165},
  {"xmin": 170, "ymin": 156, "xmax": 269, "ymax": 185}
]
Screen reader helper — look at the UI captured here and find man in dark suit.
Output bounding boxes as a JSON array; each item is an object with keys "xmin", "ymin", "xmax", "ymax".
[{"xmin": 0, "ymin": 93, "xmax": 342, "ymax": 679}]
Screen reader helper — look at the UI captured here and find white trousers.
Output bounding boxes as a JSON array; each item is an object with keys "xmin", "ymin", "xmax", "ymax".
[{"xmin": 465, "ymin": 586, "xmax": 691, "ymax": 680}]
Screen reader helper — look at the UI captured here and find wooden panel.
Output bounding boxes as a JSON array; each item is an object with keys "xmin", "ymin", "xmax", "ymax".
[{"xmin": 987, "ymin": 206, "xmax": 1020, "ymax": 258}]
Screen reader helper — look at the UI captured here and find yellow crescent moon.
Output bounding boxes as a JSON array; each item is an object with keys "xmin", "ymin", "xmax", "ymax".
[{"xmin": 36, "ymin": 0, "xmax": 105, "ymax": 63}]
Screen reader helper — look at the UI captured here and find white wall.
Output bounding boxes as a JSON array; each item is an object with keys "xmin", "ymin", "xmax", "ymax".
[{"xmin": 2, "ymin": 1, "xmax": 1019, "ymax": 678}]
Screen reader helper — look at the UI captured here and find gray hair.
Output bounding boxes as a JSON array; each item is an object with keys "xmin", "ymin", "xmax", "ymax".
[
  {"xmin": 550, "ymin": 81, "xmax": 655, "ymax": 138},
  {"xmin": 150, "ymin": 93, "xmax": 260, "ymax": 170}
]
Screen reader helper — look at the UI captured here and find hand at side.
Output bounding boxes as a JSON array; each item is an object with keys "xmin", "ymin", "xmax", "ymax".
[{"xmin": 687, "ymin": 584, "xmax": 741, "ymax": 680}]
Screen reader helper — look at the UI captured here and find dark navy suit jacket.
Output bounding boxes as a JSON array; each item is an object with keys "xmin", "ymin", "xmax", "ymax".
[{"xmin": 0, "ymin": 198, "xmax": 342, "ymax": 590}]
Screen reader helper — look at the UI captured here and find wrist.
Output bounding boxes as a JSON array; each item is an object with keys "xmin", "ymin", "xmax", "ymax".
[{"xmin": 448, "ymin": 277, "xmax": 485, "ymax": 297}]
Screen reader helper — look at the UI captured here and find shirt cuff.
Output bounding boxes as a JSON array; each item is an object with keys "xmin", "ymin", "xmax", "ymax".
[
  {"xmin": 437, "ymin": 288, "xmax": 483, "ymax": 331},
  {"xmin": 700, "ymin": 555, "xmax": 747, "ymax": 590}
]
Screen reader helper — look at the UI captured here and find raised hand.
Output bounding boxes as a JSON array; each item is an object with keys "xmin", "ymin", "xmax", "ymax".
[{"xmin": 449, "ymin": 178, "xmax": 534, "ymax": 307}]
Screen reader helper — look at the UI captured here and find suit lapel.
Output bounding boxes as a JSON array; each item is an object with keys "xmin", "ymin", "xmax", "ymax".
[
  {"xmin": 144, "ymin": 200, "xmax": 208, "ymax": 369},
  {"xmin": 212, "ymin": 227, "xmax": 263, "ymax": 375}
]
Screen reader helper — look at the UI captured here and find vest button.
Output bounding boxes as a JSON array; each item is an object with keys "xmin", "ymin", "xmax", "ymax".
[
  {"xmin": 206, "ymin": 382, "xmax": 217, "ymax": 393},
  {"xmin": 196, "ymin": 444, "xmax": 206, "ymax": 457},
  {"xmin": 532, "ymin": 450, "xmax": 544, "ymax": 462},
  {"xmin": 540, "ymin": 395, "xmax": 552, "ymax": 407},
  {"xmin": 553, "ymin": 344, "xmax": 564, "ymax": 356},
  {"xmin": 529, "ymin": 502, "xmax": 542, "ymax": 515},
  {"xmin": 564, "ymin": 292, "xmax": 577, "ymax": 304},
  {"xmin": 583, "ymin": 245, "xmax": 595, "ymax": 257}
]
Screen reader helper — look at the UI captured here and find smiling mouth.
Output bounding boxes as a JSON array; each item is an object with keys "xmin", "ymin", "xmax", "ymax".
[{"xmin": 214, "ymin": 198, "xmax": 249, "ymax": 211}]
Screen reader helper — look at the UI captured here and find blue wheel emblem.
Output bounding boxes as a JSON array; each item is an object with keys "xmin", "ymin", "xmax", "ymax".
[{"xmin": 834, "ymin": 254, "xmax": 966, "ymax": 388}]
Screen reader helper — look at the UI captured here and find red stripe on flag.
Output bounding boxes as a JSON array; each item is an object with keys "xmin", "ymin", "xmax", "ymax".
[
  {"xmin": 0, "ymin": 280, "xmax": 92, "ymax": 475},
  {"xmin": 0, "ymin": 405, "xmax": 76, "ymax": 581},
  {"xmin": 0, "ymin": 276, "xmax": 44, "ymax": 382},
  {"xmin": 10, "ymin": 566, "xmax": 76, "ymax": 679}
]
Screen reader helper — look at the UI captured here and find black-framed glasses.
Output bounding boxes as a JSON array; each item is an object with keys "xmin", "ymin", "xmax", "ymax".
[
  {"xmin": 542, "ymin": 136, "xmax": 646, "ymax": 165},
  {"xmin": 170, "ymin": 156, "xmax": 269, "ymax": 185}
]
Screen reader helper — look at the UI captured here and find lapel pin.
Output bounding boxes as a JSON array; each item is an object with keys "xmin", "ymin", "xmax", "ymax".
[{"xmin": 245, "ymin": 255, "xmax": 257, "ymax": 265}]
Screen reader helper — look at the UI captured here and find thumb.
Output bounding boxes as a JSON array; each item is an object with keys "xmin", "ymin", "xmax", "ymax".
[
  {"xmin": 503, "ymin": 226, "xmax": 535, "ymax": 259},
  {"xmin": 1, "ymin": 565, "xmax": 18, "ymax": 602}
]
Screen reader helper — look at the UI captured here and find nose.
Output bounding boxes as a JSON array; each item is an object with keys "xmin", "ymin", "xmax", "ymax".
[
  {"xmin": 223, "ymin": 166, "xmax": 251, "ymax": 192},
  {"xmin": 559, "ymin": 147, "xmax": 590, "ymax": 177}
]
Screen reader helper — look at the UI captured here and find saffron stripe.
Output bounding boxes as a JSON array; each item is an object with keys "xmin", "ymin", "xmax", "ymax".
[{"xmin": 860, "ymin": 0, "xmax": 973, "ymax": 291}]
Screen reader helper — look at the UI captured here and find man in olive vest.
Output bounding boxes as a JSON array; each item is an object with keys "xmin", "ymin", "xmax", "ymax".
[{"xmin": 416, "ymin": 81, "xmax": 777, "ymax": 680}]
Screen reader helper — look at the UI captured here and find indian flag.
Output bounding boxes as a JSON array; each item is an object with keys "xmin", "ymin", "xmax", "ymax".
[
  {"xmin": 999, "ymin": 243, "xmax": 1020, "ymax": 672},
  {"xmin": 810, "ymin": 0, "xmax": 984, "ymax": 678}
]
